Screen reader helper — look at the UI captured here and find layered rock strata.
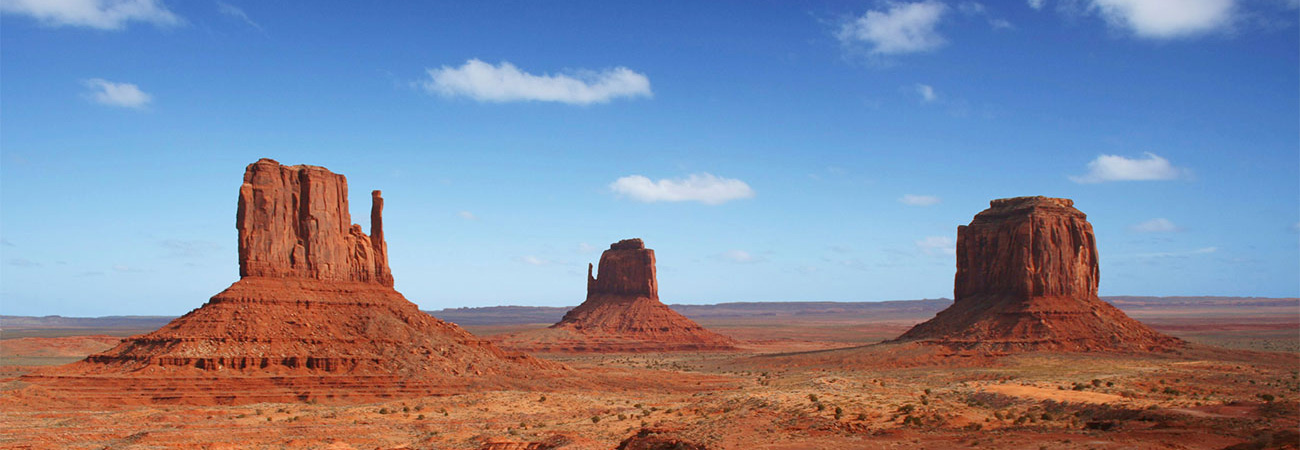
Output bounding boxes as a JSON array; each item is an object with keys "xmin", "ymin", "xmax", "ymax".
[
  {"xmin": 29, "ymin": 159, "xmax": 560, "ymax": 404},
  {"xmin": 894, "ymin": 196, "xmax": 1181, "ymax": 352},
  {"xmin": 499, "ymin": 239, "xmax": 735, "ymax": 352}
]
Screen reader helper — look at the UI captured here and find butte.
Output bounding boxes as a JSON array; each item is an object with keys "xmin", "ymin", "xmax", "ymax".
[
  {"xmin": 891, "ymin": 196, "xmax": 1181, "ymax": 352},
  {"xmin": 21, "ymin": 158, "xmax": 562, "ymax": 405},
  {"xmin": 759, "ymin": 196, "xmax": 1181, "ymax": 369},
  {"xmin": 497, "ymin": 239, "xmax": 736, "ymax": 353}
]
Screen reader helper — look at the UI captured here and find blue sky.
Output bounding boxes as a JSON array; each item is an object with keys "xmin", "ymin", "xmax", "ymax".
[{"xmin": 1, "ymin": 0, "xmax": 1296, "ymax": 316}]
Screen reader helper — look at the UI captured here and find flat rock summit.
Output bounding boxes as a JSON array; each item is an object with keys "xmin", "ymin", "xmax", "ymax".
[
  {"xmin": 24, "ymin": 159, "xmax": 561, "ymax": 405},
  {"xmin": 894, "ymin": 196, "xmax": 1182, "ymax": 352},
  {"xmin": 498, "ymin": 239, "xmax": 736, "ymax": 352}
]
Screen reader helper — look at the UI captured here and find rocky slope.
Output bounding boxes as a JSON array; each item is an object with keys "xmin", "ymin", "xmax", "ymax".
[
  {"xmin": 894, "ymin": 196, "xmax": 1181, "ymax": 352},
  {"xmin": 22, "ymin": 159, "xmax": 562, "ymax": 404},
  {"xmin": 498, "ymin": 239, "xmax": 736, "ymax": 352}
]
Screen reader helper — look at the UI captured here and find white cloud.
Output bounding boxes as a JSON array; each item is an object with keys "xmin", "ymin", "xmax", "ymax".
[
  {"xmin": 1069, "ymin": 152, "xmax": 1188, "ymax": 183},
  {"xmin": 457, "ymin": 211, "xmax": 478, "ymax": 221},
  {"xmin": 217, "ymin": 1, "xmax": 261, "ymax": 31},
  {"xmin": 837, "ymin": 1, "xmax": 949, "ymax": 55},
  {"xmin": 516, "ymin": 255, "xmax": 556, "ymax": 266},
  {"xmin": 900, "ymin": 194, "xmax": 941, "ymax": 206},
  {"xmin": 914, "ymin": 83, "xmax": 937, "ymax": 102},
  {"xmin": 577, "ymin": 242, "xmax": 598, "ymax": 253},
  {"xmin": 0, "ymin": 0, "xmax": 181, "ymax": 30},
  {"xmin": 1130, "ymin": 218, "xmax": 1182, "ymax": 233},
  {"xmin": 83, "ymin": 78, "xmax": 151, "ymax": 108},
  {"xmin": 1028, "ymin": 0, "xmax": 1047, "ymax": 10},
  {"xmin": 720, "ymin": 250, "xmax": 761, "ymax": 263},
  {"xmin": 1091, "ymin": 0, "xmax": 1235, "ymax": 39},
  {"xmin": 421, "ymin": 59, "xmax": 651, "ymax": 105},
  {"xmin": 916, "ymin": 236, "xmax": 956, "ymax": 256},
  {"xmin": 610, "ymin": 173, "xmax": 755, "ymax": 205}
]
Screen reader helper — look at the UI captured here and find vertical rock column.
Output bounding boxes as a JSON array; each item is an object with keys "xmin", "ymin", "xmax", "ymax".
[{"xmin": 236, "ymin": 158, "xmax": 391, "ymax": 285}]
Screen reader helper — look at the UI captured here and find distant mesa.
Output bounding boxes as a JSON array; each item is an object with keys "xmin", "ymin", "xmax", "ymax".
[
  {"xmin": 893, "ymin": 196, "xmax": 1182, "ymax": 352},
  {"xmin": 497, "ymin": 238, "xmax": 737, "ymax": 353},
  {"xmin": 23, "ymin": 158, "xmax": 562, "ymax": 405}
]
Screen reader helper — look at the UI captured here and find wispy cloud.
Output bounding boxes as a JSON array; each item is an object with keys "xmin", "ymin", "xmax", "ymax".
[
  {"xmin": 0, "ymin": 0, "xmax": 182, "ymax": 30},
  {"xmin": 916, "ymin": 236, "xmax": 956, "ymax": 256},
  {"xmin": 421, "ymin": 59, "xmax": 652, "ymax": 105},
  {"xmin": 1133, "ymin": 246, "xmax": 1218, "ymax": 258},
  {"xmin": 1028, "ymin": 0, "xmax": 1047, "ymax": 10},
  {"xmin": 610, "ymin": 173, "xmax": 755, "ymax": 205},
  {"xmin": 216, "ymin": 1, "xmax": 261, "ymax": 31},
  {"xmin": 959, "ymin": 2, "xmax": 1014, "ymax": 29},
  {"xmin": 6, "ymin": 257, "xmax": 40, "ymax": 267},
  {"xmin": 160, "ymin": 239, "xmax": 219, "ymax": 258},
  {"xmin": 837, "ymin": 1, "xmax": 949, "ymax": 55},
  {"xmin": 577, "ymin": 242, "xmax": 598, "ymax": 253},
  {"xmin": 718, "ymin": 249, "xmax": 763, "ymax": 264},
  {"xmin": 1069, "ymin": 152, "xmax": 1189, "ymax": 183},
  {"xmin": 1130, "ymin": 218, "xmax": 1182, "ymax": 233},
  {"xmin": 900, "ymin": 194, "xmax": 941, "ymax": 206},
  {"xmin": 83, "ymin": 78, "xmax": 151, "ymax": 109},
  {"xmin": 515, "ymin": 255, "xmax": 557, "ymax": 266},
  {"xmin": 457, "ymin": 211, "xmax": 478, "ymax": 221},
  {"xmin": 1091, "ymin": 0, "xmax": 1235, "ymax": 39},
  {"xmin": 915, "ymin": 83, "xmax": 938, "ymax": 102}
]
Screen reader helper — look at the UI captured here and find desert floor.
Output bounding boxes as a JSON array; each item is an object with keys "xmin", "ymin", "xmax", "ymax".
[{"xmin": 1, "ymin": 302, "xmax": 1297, "ymax": 450}]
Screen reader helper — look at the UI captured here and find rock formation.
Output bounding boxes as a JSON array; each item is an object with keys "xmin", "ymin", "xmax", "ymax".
[
  {"xmin": 894, "ymin": 196, "xmax": 1181, "ymax": 352},
  {"xmin": 497, "ymin": 239, "xmax": 736, "ymax": 352},
  {"xmin": 28, "ymin": 159, "xmax": 561, "ymax": 404},
  {"xmin": 236, "ymin": 159, "xmax": 392, "ymax": 286}
]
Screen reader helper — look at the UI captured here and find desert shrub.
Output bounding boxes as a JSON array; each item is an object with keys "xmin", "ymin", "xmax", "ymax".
[
  {"xmin": 816, "ymin": 403, "xmax": 826, "ymax": 412},
  {"xmin": 808, "ymin": 394, "xmax": 818, "ymax": 403},
  {"xmin": 924, "ymin": 388, "xmax": 932, "ymax": 395},
  {"xmin": 1092, "ymin": 379, "xmax": 1102, "ymax": 387},
  {"xmin": 379, "ymin": 408, "xmax": 391, "ymax": 414},
  {"xmin": 538, "ymin": 395, "xmax": 546, "ymax": 402},
  {"xmin": 897, "ymin": 404, "xmax": 916, "ymax": 414},
  {"xmin": 618, "ymin": 414, "xmax": 627, "ymax": 421},
  {"xmin": 921, "ymin": 397, "xmax": 929, "ymax": 406},
  {"xmin": 591, "ymin": 416, "xmax": 601, "ymax": 423},
  {"xmin": 1257, "ymin": 393, "xmax": 1276, "ymax": 402},
  {"xmin": 1162, "ymin": 387, "xmax": 1181, "ymax": 396},
  {"xmin": 417, "ymin": 414, "xmax": 425, "ymax": 420},
  {"xmin": 834, "ymin": 406, "xmax": 844, "ymax": 420},
  {"xmin": 1106, "ymin": 381, "xmax": 1115, "ymax": 387},
  {"xmin": 856, "ymin": 413, "xmax": 867, "ymax": 421}
]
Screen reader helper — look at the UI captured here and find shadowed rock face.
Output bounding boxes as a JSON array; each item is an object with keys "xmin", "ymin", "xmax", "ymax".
[
  {"xmin": 585, "ymin": 238, "xmax": 657, "ymax": 301},
  {"xmin": 31, "ymin": 159, "xmax": 561, "ymax": 405},
  {"xmin": 237, "ymin": 158, "xmax": 393, "ymax": 287},
  {"xmin": 954, "ymin": 197, "xmax": 1097, "ymax": 301},
  {"xmin": 896, "ymin": 196, "xmax": 1181, "ymax": 352},
  {"xmin": 534, "ymin": 239, "xmax": 735, "ymax": 352}
]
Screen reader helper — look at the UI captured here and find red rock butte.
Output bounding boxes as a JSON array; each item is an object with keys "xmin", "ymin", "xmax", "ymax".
[
  {"xmin": 24, "ymin": 158, "xmax": 562, "ymax": 405},
  {"xmin": 894, "ymin": 196, "xmax": 1181, "ymax": 352},
  {"xmin": 497, "ymin": 239, "xmax": 736, "ymax": 352}
]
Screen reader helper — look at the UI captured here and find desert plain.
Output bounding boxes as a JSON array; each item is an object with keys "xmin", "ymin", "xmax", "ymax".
[{"xmin": 2, "ymin": 295, "xmax": 1297, "ymax": 450}]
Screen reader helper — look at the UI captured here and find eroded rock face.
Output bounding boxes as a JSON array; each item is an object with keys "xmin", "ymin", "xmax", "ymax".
[
  {"xmin": 237, "ymin": 158, "xmax": 393, "ymax": 286},
  {"xmin": 585, "ymin": 238, "xmax": 657, "ymax": 300},
  {"xmin": 504, "ymin": 239, "xmax": 735, "ymax": 352},
  {"xmin": 954, "ymin": 196, "xmax": 1097, "ymax": 301},
  {"xmin": 896, "ymin": 196, "xmax": 1181, "ymax": 352},
  {"xmin": 29, "ymin": 159, "xmax": 562, "ymax": 405}
]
